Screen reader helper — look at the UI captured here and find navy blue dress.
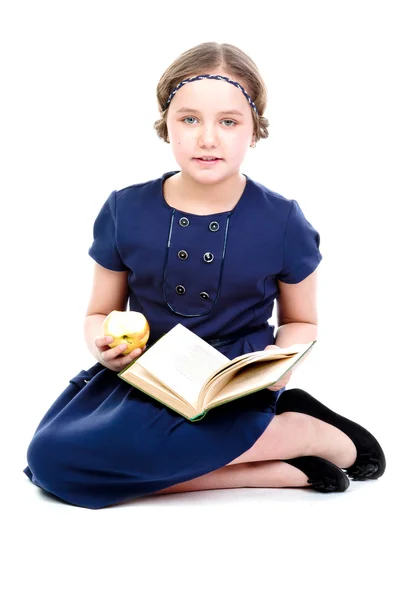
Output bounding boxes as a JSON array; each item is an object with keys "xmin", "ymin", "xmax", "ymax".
[{"xmin": 24, "ymin": 170, "xmax": 322, "ymax": 509}]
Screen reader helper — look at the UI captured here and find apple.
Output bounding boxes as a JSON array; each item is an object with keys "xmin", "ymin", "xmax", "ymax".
[{"xmin": 102, "ymin": 310, "xmax": 150, "ymax": 355}]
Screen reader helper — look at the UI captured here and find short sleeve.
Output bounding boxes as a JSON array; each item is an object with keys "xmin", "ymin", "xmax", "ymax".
[
  {"xmin": 277, "ymin": 200, "xmax": 322, "ymax": 284},
  {"xmin": 88, "ymin": 191, "xmax": 127, "ymax": 271}
]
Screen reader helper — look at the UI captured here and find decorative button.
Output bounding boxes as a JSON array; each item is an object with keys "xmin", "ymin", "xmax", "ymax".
[
  {"xmin": 203, "ymin": 252, "xmax": 214, "ymax": 263},
  {"xmin": 200, "ymin": 292, "xmax": 210, "ymax": 300},
  {"xmin": 178, "ymin": 250, "xmax": 188, "ymax": 260},
  {"xmin": 175, "ymin": 285, "xmax": 186, "ymax": 295},
  {"xmin": 179, "ymin": 217, "xmax": 190, "ymax": 227},
  {"xmin": 209, "ymin": 221, "xmax": 219, "ymax": 232}
]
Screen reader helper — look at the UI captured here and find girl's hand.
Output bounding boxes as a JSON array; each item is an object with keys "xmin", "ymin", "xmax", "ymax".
[
  {"xmin": 264, "ymin": 344, "xmax": 293, "ymax": 392},
  {"xmin": 94, "ymin": 336, "xmax": 146, "ymax": 372}
]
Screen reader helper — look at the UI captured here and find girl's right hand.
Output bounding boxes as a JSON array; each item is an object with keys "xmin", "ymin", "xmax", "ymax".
[{"xmin": 94, "ymin": 336, "xmax": 146, "ymax": 372}]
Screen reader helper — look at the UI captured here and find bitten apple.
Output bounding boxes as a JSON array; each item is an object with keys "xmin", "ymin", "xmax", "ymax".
[{"xmin": 102, "ymin": 310, "xmax": 150, "ymax": 355}]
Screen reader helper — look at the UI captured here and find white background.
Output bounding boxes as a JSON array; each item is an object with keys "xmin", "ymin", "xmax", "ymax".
[{"xmin": 2, "ymin": 1, "xmax": 399, "ymax": 598}]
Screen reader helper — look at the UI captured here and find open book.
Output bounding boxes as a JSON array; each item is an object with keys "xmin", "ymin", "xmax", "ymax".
[{"xmin": 118, "ymin": 324, "xmax": 316, "ymax": 421}]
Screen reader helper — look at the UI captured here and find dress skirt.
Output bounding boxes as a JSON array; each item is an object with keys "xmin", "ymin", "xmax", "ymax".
[{"xmin": 24, "ymin": 337, "xmax": 282, "ymax": 509}]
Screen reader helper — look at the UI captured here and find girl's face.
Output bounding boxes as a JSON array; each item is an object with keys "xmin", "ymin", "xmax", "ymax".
[{"xmin": 166, "ymin": 71, "xmax": 255, "ymax": 184}]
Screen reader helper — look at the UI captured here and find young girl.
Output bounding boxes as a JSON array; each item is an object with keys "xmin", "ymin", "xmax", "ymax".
[{"xmin": 23, "ymin": 42, "xmax": 385, "ymax": 509}]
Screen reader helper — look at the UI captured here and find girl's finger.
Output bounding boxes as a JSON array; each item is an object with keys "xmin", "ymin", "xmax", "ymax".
[
  {"xmin": 118, "ymin": 350, "xmax": 141, "ymax": 370},
  {"xmin": 118, "ymin": 348, "xmax": 142, "ymax": 364},
  {"xmin": 100, "ymin": 343, "xmax": 127, "ymax": 361},
  {"xmin": 100, "ymin": 344, "xmax": 145, "ymax": 369},
  {"xmin": 95, "ymin": 336, "xmax": 114, "ymax": 348},
  {"xmin": 111, "ymin": 343, "xmax": 128, "ymax": 356},
  {"xmin": 126, "ymin": 345, "xmax": 146, "ymax": 358}
]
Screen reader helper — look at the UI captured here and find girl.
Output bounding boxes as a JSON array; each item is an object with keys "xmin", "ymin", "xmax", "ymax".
[{"xmin": 24, "ymin": 42, "xmax": 385, "ymax": 509}]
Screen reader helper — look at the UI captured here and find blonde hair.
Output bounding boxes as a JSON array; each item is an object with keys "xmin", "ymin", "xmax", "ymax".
[{"xmin": 154, "ymin": 42, "xmax": 269, "ymax": 143}]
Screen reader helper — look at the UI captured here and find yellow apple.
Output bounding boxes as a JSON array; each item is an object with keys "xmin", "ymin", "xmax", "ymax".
[{"xmin": 102, "ymin": 310, "xmax": 150, "ymax": 355}]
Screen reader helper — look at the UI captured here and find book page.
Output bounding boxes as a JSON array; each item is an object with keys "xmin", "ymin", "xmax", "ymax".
[
  {"xmin": 204, "ymin": 341, "xmax": 315, "ymax": 409},
  {"xmin": 201, "ymin": 341, "xmax": 316, "ymax": 392},
  {"xmin": 213, "ymin": 342, "xmax": 313, "ymax": 374},
  {"xmin": 134, "ymin": 324, "xmax": 230, "ymax": 408},
  {"xmin": 119, "ymin": 363, "xmax": 199, "ymax": 420},
  {"xmin": 206, "ymin": 355, "xmax": 299, "ymax": 408}
]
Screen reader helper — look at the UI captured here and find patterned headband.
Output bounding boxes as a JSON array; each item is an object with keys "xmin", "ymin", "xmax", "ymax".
[{"xmin": 163, "ymin": 74, "xmax": 258, "ymax": 115}]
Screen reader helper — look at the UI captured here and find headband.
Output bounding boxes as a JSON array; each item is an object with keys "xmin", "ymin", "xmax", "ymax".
[{"xmin": 163, "ymin": 74, "xmax": 258, "ymax": 115}]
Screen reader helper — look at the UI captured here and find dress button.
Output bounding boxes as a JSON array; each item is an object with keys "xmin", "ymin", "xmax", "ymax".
[
  {"xmin": 200, "ymin": 292, "xmax": 209, "ymax": 300},
  {"xmin": 178, "ymin": 250, "xmax": 188, "ymax": 260},
  {"xmin": 175, "ymin": 285, "xmax": 186, "ymax": 295},
  {"xmin": 179, "ymin": 217, "xmax": 190, "ymax": 227},
  {"xmin": 203, "ymin": 252, "xmax": 214, "ymax": 263},
  {"xmin": 209, "ymin": 221, "xmax": 219, "ymax": 232}
]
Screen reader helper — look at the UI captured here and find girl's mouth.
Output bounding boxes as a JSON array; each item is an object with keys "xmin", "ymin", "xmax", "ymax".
[{"xmin": 194, "ymin": 157, "xmax": 222, "ymax": 164}]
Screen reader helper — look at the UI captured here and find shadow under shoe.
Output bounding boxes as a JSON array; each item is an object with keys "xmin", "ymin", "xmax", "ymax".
[
  {"xmin": 277, "ymin": 388, "xmax": 386, "ymax": 480},
  {"xmin": 284, "ymin": 456, "xmax": 350, "ymax": 492}
]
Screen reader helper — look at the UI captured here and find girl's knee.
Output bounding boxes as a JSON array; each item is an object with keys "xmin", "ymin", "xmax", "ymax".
[{"xmin": 26, "ymin": 429, "xmax": 65, "ymax": 492}]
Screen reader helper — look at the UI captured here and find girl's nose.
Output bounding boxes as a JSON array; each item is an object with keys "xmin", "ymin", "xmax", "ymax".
[{"xmin": 198, "ymin": 128, "xmax": 219, "ymax": 147}]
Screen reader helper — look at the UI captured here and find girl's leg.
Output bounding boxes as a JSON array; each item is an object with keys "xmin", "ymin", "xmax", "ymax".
[
  {"xmin": 227, "ymin": 412, "xmax": 357, "ymax": 468},
  {"xmin": 153, "ymin": 411, "xmax": 357, "ymax": 496},
  {"xmin": 153, "ymin": 461, "xmax": 309, "ymax": 495}
]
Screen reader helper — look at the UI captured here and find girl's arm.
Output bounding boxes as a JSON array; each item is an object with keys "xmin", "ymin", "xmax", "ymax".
[
  {"xmin": 273, "ymin": 269, "xmax": 319, "ymax": 348},
  {"xmin": 84, "ymin": 263, "xmax": 130, "ymax": 361}
]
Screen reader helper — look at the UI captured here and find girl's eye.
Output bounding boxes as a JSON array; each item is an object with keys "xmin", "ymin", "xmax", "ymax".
[
  {"xmin": 183, "ymin": 116, "xmax": 198, "ymax": 124},
  {"xmin": 182, "ymin": 117, "xmax": 237, "ymax": 127}
]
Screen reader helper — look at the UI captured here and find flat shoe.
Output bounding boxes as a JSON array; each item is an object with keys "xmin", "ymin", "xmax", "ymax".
[
  {"xmin": 284, "ymin": 456, "xmax": 350, "ymax": 492},
  {"xmin": 277, "ymin": 388, "xmax": 386, "ymax": 480}
]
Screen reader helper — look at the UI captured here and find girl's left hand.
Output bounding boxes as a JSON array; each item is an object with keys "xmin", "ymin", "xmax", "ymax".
[{"xmin": 264, "ymin": 344, "xmax": 293, "ymax": 392}]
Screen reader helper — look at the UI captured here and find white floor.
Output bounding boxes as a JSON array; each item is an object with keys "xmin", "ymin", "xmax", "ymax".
[{"xmin": 6, "ymin": 468, "xmax": 398, "ymax": 600}]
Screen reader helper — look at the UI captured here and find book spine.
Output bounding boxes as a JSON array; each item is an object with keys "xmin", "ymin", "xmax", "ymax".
[{"xmin": 190, "ymin": 411, "xmax": 208, "ymax": 422}]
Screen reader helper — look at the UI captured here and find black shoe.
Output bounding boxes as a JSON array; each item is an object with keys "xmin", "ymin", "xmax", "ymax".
[
  {"xmin": 277, "ymin": 389, "xmax": 386, "ymax": 480},
  {"xmin": 284, "ymin": 456, "xmax": 350, "ymax": 492}
]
